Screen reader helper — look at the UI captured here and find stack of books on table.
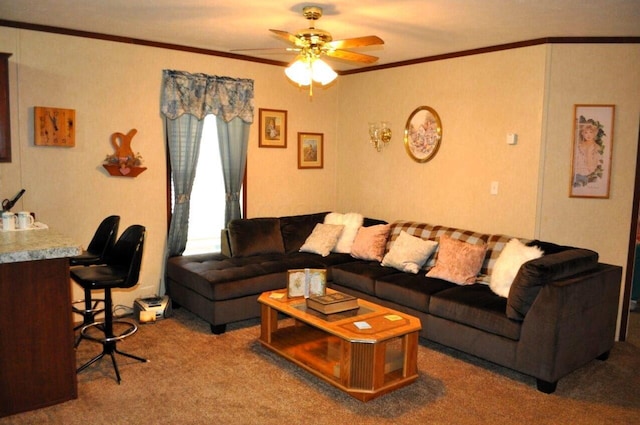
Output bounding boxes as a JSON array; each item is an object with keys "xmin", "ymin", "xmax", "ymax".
[{"xmin": 306, "ymin": 292, "xmax": 359, "ymax": 314}]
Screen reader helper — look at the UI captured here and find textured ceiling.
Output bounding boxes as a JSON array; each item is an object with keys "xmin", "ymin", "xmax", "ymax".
[{"xmin": 1, "ymin": 0, "xmax": 639, "ymax": 71}]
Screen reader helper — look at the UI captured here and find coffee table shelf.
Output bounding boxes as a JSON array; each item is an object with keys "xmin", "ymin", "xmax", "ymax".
[{"xmin": 258, "ymin": 290, "xmax": 421, "ymax": 402}]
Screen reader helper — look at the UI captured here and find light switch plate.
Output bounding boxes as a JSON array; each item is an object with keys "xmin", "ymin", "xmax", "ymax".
[{"xmin": 490, "ymin": 181, "xmax": 499, "ymax": 195}]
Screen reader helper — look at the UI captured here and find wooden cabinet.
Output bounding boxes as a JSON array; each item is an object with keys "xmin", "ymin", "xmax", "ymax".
[
  {"xmin": 0, "ymin": 53, "xmax": 10, "ymax": 162},
  {"xmin": 0, "ymin": 258, "xmax": 78, "ymax": 418}
]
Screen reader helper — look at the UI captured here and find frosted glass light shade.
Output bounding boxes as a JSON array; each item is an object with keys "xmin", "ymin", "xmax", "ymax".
[
  {"xmin": 285, "ymin": 60, "xmax": 312, "ymax": 86},
  {"xmin": 285, "ymin": 57, "xmax": 337, "ymax": 86},
  {"xmin": 310, "ymin": 59, "xmax": 337, "ymax": 85}
]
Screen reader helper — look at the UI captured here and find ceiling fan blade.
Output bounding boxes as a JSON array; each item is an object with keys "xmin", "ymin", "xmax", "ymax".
[
  {"xmin": 269, "ymin": 29, "xmax": 305, "ymax": 47},
  {"xmin": 325, "ymin": 35, "xmax": 384, "ymax": 50},
  {"xmin": 325, "ymin": 49, "xmax": 379, "ymax": 64},
  {"xmin": 230, "ymin": 47, "xmax": 300, "ymax": 54}
]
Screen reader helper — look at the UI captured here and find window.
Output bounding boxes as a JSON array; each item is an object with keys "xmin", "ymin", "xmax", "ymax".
[
  {"xmin": 177, "ymin": 116, "xmax": 229, "ymax": 255},
  {"xmin": 169, "ymin": 115, "xmax": 244, "ymax": 256}
]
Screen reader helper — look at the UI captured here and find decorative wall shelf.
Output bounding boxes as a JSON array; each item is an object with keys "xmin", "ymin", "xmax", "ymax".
[
  {"xmin": 102, "ymin": 164, "xmax": 147, "ymax": 177},
  {"xmin": 102, "ymin": 128, "xmax": 146, "ymax": 178}
]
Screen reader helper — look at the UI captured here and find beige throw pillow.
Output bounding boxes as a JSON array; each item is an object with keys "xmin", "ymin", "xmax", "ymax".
[
  {"xmin": 350, "ymin": 224, "xmax": 391, "ymax": 262},
  {"xmin": 299, "ymin": 223, "xmax": 345, "ymax": 257},
  {"xmin": 381, "ymin": 231, "xmax": 438, "ymax": 274},
  {"xmin": 426, "ymin": 235, "xmax": 487, "ymax": 285}
]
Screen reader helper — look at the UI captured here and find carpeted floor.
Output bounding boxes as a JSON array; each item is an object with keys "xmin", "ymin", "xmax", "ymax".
[{"xmin": 2, "ymin": 308, "xmax": 639, "ymax": 424}]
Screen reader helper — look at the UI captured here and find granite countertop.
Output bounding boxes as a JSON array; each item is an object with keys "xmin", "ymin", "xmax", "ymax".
[{"xmin": 0, "ymin": 228, "xmax": 81, "ymax": 264}]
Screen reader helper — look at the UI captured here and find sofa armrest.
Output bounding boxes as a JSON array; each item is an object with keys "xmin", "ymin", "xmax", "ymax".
[
  {"xmin": 516, "ymin": 263, "xmax": 622, "ymax": 383},
  {"xmin": 507, "ymin": 249, "xmax": 599, "ymax": 320}
]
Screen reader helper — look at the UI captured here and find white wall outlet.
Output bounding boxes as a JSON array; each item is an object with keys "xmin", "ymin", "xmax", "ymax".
[
  {"xmin": 490, "ymin": 181, "xmax": 499, "ymax": 195},
  {"xmin": 507, "ymin": 133, "xmax": 518, "ymax": 145}
]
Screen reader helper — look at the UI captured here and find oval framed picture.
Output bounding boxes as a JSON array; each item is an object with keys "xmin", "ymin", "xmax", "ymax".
[{"xmin": 403, "ymin": 106, "xmax": 442, "ymax": 163}]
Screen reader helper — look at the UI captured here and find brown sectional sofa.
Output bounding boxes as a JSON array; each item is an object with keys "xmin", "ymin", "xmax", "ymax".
[{"xmin": 165, "ymin": 212, "xmax": 622, "ymax": 393}]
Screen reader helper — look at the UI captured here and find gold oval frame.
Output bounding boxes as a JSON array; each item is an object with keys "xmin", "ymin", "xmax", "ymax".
[{"xmin": 403, "ymin": 106, "xmax": 442, "ymax": 163}]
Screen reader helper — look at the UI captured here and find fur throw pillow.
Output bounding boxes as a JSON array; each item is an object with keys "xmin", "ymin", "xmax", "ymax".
[{"xmin": 490, "ymin": 238, "xmax": 543, "ymax": 297}]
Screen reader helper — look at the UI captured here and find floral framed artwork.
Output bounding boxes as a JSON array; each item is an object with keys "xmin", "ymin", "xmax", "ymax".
[
  {"xmin": 258, "ymin": 108, "xmax": 287, "ymax": 148},
  {"xmin": 570, "ymin": 104, "xmax": 615, "ymax": 198},
  {"xmin": 404, "ymin": 106, "xmax": 442, "ymax": 163},
  {"xmin": 298, "ymin": 132, "xmax": 323, "ymax": 169}
]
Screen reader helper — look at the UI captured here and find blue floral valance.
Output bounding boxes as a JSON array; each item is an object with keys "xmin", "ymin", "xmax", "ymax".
[{"xmin": 161, "ymin": 70, "xmax": 254, "ymax": 123}]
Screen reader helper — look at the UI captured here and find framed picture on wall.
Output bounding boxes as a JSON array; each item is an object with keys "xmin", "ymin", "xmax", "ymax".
[
  {"xmin": 258, "ymin": 108, "xmax": 287, "ymax": 148},
  {"xmin": 298, "ymin": 132, "xmax": 323, "ymax": 169},
  {"xmin": 569, "ymin": 104, "xmax": 615, "ymax": 198},
  {"xmin": 404, "ymin": 106, "xmax": 442, "ymax": 163}
]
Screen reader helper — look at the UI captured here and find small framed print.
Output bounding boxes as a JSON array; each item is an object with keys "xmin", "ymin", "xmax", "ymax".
[
  {"xmin": 298, "ymin": 132, "xmax": 323, "ymax": 169},
  {"xmin": 34, "ymin": 106, "xmax": 76, "ymax": 147},
  {"xmin": 569, "ymin": 104, "xmax": 615, "ymax": 198},
  {"xmin": 287, "ymin": 268, "xmax": 327, "ymax": 298},
  {"xmin": 259, "ymin": 108, "xmax": 287, "ymax": 148},
  {"xmin": 404, "ymin": 106, "xmax": 442, "ymax": 163}
]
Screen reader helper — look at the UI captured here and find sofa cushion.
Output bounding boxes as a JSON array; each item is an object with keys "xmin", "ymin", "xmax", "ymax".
[
  {"xmin": 386, "ymin": 221, "xmax": 489, "ymax": 269},
  {"xmin": 299, "ymin": 223, "xmax": 344, "ymax": 257},
  {"xmin": 286, "ymin": 251, "xmax": 356, "ymax": 280},
  {"xmin": 280, "ymin": 212, "xmax": 329, "ymax": 253},
  {"xmin": 489, "ymin": 238, "xmax": 543, "ymax": 297},
  {"xmin": 324, "ymin": 212, "xmax": 364, "ymax": 253},
  {"xmin": 331, "ymin": 261, "xmax": 399, "ymax": 295},
  {"xmin": 506, "ymin": 248, "xmax": 599, "ymax": 320},
  {"xmin": 381, "ymin": 231, "xmax": 438, "ymax": 274},
  {"xmin": 228, "ymin": 218, "xmax": 285, "ymax": 257},
  {"xmin": 426, "ymin": 235, "xmax": 487, "ymax": 285},
  {"xmin": 350, "ymin": 224, "xmax": 391, "ymax": 262},
  {"xmin": 430, "ymin": 285, "xmax": 522, "ymax": 341},
  {"xmin": 478, "ymin": 233, "xmax": 519, "ymax": 282},
  {"xmin": 375, "ymin": 273, "xmax": 456, "ymax": 314},
  {"xmin": 167, "ymin": 253, "xmax": 290, "ymax": 300}
]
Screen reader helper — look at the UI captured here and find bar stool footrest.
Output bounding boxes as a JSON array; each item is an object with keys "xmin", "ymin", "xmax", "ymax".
[{"xmin": 80, "ymin": 319, "xmax": 138, "ymax": 344}]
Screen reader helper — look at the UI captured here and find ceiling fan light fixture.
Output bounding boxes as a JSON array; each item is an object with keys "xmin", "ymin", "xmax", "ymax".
[
  {"xmin": 285, "ymin": 56, "xmax": 337, "ymax": 89},
  {"xmin": 285, "ymin": 59, "xmax": 312, "ymax": 86},
  {"xmin": 311, "ymin": 58, "xmax": 337, "ymax": 85}
]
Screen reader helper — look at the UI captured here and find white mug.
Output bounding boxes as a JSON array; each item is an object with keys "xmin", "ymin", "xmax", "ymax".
[
  {"xmin": 2, "ymin": 212, "xmax": 16, "ymax": 231},
  {"xmin": 17, "ymin": 211, "xmax": 34, "ymax": 230}
]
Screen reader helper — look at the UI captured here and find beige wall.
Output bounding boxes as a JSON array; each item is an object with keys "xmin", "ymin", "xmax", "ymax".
[
  {"xmin": 335, "ymin": 47, "xmax": 547, "ymax": 238},
  {"xmin": 539, "ymin": 44, "xmax": 640, "ymax": 263},
  {"xmin": 539, "ymin": 44, "xmax": 640, "ymax": 332},
  {"xmin": 0, "ymin": 27, "xmax": 338, "ymax": 307},
  {"xmin": 1, "ymin": 26, "xmax": 639, "ymax": 334}
]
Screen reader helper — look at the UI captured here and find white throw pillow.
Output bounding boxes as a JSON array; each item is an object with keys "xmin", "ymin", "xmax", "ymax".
[
  {"xmin": 299, "ymin": 223, "xmax": 345, "ymax": 257},
  {"xmin": 489, "ymin": 238, "xmax": 543, "ymax": 297},
  {"xmin": 381, "ymin": 231, "xmax": 438, "ymax": 274},
  {"xmin": 324, "ymin": 212, "xmax": 364, "ymax": 254}
]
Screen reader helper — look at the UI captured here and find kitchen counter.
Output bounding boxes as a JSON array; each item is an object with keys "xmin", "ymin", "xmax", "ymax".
[
  {"xmin": 0, "ymin": 227, "xmax": 81, "ymax": 263},
  {"xmin": 0, "ymin": 226, "xmax": 80, "ymax": 417}
]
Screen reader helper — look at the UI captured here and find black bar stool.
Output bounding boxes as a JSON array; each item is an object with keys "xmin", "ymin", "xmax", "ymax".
[
  {"xmin": 70, "ymin": 215, "xmax": 120, "ymax": 347},
  {"xmin": 71, "ymin": 224, "xmax": 148, "ymax": 383}
]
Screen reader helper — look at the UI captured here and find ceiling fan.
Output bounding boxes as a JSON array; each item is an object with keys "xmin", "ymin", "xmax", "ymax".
[
  {"xmin": 233, "ymin": 6, "xmax": 384, "ymax": 94},
  {"xmin": 267, "ymin": 5, "xmax": 384, "ymax": 65}
]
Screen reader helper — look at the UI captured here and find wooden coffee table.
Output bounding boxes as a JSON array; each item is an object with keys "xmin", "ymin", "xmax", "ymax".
[{"xmin": 258, "ymin": 289, "xmax": 421, "ymax": 402}]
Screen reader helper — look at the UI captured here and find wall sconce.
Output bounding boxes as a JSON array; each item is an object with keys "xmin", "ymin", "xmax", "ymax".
[{"xmin": 369, "ymin": 122, "xmax": 392, "ymax": 152}]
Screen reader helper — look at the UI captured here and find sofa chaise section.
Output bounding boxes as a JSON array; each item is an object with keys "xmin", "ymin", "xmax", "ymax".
[{"xmin": 165, "ymin": 212, "xmax": 383, "ymax": 333}]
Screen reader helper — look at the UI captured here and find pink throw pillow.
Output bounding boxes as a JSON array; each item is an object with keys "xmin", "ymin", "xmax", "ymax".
[
  {"xmin": 426, "ymin": 235, "xmax": 487, "ymax": 285},
  {"xmin": 350, "ymin": 224, "xmax": 391, "ymax": 262}
]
